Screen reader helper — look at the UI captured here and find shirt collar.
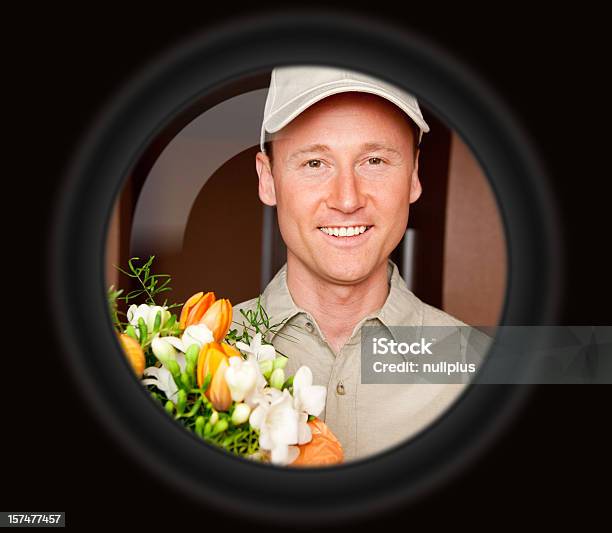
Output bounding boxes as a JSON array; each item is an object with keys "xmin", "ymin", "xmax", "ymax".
[
  {"xmin": 259, "ymin": 264, "xmax": 305, "ymax": 341},
  {"xmin": 260, "ymin": 258, "xmax": 424, "ymax": 344},
  {"xmin": 348, "ymin": 259, "xmax": 424, "ymax": 345}
]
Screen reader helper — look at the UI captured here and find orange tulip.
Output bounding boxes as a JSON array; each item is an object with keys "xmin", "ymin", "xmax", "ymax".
[
  {"xmin": 208, "ymin": 358, "xmax": 232, "ymax": 412},
  {"xmin": 197, "ymin": 341, "xmax": 224, "ymax": 388},
  {"xmin": 291, "ymin": 419, "xmax": 344, "ymax": 467},
  {"xmin": 199, "ymin": 298, "xmax": 232, "ymax": 342},
  {"xmin": 196, "ymin": 341, "xmax": 234, "ymax": 411},
  {"xmin": 118, "ymin": 333, "xmax": 145, "ymax": 378},
  {"xmin": 179, "ymin": 291, "xmax": 216, "ymax": 329},
  {"xmin": 220, "ymin": 342, "xmax": 241, "ymax": 358}
]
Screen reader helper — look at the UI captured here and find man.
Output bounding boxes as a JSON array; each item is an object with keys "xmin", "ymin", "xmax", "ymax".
[{"xmin": 231, "ymin": 65, "xmax": 482, "ymax": 461}]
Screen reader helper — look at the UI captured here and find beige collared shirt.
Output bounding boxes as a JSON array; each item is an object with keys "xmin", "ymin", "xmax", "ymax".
[{"xmin": 231, "ymin": 259, "xmax": 480, "ymax": 462}]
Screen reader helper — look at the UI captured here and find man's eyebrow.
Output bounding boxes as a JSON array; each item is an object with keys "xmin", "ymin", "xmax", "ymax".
[
  {"xmin": 287, "ymin": 142, "xmax": 402, "ymax": 162},
  {"xmin": 359, "ymin": 142, "xmax": 402, "ymax": 155},
  {"xmin": 286, "ymin": 144, "xmax": 332, "ymax": 162}
]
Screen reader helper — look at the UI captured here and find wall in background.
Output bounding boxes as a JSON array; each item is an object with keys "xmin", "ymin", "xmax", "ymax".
[{"xmin": 443, "ymin": 133, "xmax": 507, "ymax": 325}]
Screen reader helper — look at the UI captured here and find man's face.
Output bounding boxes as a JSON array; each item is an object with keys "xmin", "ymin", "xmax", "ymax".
[{"xmin": 255, "ymin": 92, "xmax": 422, "ymax": 285}]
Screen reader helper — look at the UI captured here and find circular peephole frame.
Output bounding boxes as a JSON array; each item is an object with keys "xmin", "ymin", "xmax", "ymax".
[{"xmin": 50, "ymin": 11, "xmax": 562, "ymax": 525}]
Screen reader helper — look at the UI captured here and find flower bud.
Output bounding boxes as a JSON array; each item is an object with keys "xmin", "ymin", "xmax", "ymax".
[
  {"xmin": 210, "ymin": 410, "xmax": 219, "ymax": 426},
  {"xmin": 231, "ymin": 403, "xmax": 251, "ymax": 425},
  {"xmin": 273, "ymin": 356, "xmax": 288, "ymax": 370},
  {"xmin": 180, "ymin": 291, "xmax": 216, "ymax": 330},
  {"xmin": 269, "ymin": 368, "xmax": 285, "ymax": 390},
  {"xmin": 211, "ymin": 418, "xmax": 229, "ymax": 435},
  {"xmin": 208, "ymin": 358, "xmax": 232, "ymax": 411},
  {"xmin": 259, "ymin": 359, "xmax": 274, "ymax": 379},
  {"xmin": 197, "ymin": 342, "xmax": 224, "ymax": 388},
  {"xmin": 196, "ymin": 342, "xmax": 232, "ymax": 411},
  {"xmin": 176, "ymin": 389, "xmax": 187, "ymax": 416},
  {"xmin": 137, "ymin": 317, "xmax": 148, "ymax": 344},
  {"xmin": 125, "ymin": 324, "xmax": 139, "ymax": 342},
  {"xmin": 195, "ymin": 416, "xmax": 205, "ymax": 437},
  {"xmin": 165, "ymin": 359, "xmax": 181, "ymax": 381},
  {"xmin": 199, "ymin": 299, "xmax": 233, "ymax": 342},
  {"xmin": 118, "ymin": 333, "xmax": 146, "ymax": 377},
  {"xmin": 165, "ymin": 400, "xmax": 174, "ymax": 415},
  {"xmin": 185, "ymin": 343, "xmax": 200, "ymax": 370},
  {"xmin": 151, "ymin": 337, "xmax": 177, "ymax": 364},
  {"xmin": 181, "ymin": 371, "xmax": 192, "ymax": 391},
  {"xmin": 165, "ymin": 313, "xmax": 177, "ymax": 330},
  {"xmin": 153, "ymin": 310, "xmax": 162, "ymax": 332}
]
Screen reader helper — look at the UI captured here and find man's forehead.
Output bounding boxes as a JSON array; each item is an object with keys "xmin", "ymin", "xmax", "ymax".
[
  {"xmin": 270, "ymin": 92, "xmax": 417, "ymax": 144},
  {"xmin": 301, "ymin": 91, "xmax": 408, "ymax": 118}
]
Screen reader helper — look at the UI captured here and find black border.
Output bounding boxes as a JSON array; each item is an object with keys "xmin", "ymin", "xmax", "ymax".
[{"xmin": 49, "ymin": 11, "xmax": 562, "ymax": 525}]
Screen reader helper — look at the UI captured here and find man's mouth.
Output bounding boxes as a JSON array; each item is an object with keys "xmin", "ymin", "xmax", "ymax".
[{"xmin": 317, "ymin": 225, "xmax": 373, "ymax": 237}]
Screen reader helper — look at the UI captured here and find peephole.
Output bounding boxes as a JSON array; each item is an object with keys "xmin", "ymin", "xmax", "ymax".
[{"xmin": 51, "ymin": 12, "xmax": 561, "ymax": 524}]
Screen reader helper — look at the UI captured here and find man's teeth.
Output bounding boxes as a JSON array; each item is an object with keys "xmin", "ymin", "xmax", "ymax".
[{"xmin": 318, "ymin": 225, "xmax": 369, "ymax": 237}]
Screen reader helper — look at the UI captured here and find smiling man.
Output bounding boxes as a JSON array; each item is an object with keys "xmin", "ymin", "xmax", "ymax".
[{"xmin": 232, "ymin": 65, "xmax": 478, "ymax": 462}]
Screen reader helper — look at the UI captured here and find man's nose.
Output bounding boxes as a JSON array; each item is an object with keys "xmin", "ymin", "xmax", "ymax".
[{"xmin": 326, "ymin": 165, "xmax": 367, "ymax": 213}]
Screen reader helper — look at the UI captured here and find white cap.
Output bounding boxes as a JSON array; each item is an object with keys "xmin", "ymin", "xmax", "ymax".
[{"xmin": 260, "ymin": 65, "xmax": 430, "ymax": 153}]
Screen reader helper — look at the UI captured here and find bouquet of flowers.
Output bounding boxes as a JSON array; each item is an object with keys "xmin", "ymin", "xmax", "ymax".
[{"xmin": 108, "ymin": 256, "xmax": 343, "ymax": 466}]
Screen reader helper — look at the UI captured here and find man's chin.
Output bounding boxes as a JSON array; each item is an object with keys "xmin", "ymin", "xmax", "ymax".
[{"xmin": 315, "ymin": 259, "xmax": 374, "ymax": 285}]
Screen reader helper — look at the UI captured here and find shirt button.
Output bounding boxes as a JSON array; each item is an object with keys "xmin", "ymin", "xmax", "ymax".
[
  {"xmin": 336, "ymin": 381, "xmax": 345, "ymax": 395},
  {"xmin": 305, "ymin": 321, "xmax": 314, "ymax": 333}
]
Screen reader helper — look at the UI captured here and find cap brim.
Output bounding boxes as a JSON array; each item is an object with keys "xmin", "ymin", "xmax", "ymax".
[{"xmin": 262, "ymin": 80, "xmax": 430, "ymax": 148}]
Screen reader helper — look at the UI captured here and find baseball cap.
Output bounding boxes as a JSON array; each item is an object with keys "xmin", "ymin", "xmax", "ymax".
[{"xmin": 260, "ymin": 65, "xmax": 430, "ymax": 153}]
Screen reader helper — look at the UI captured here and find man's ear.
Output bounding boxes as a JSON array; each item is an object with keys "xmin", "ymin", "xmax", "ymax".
[
  {"xmin": 409, "ymin": 150, "xmax": 422, "ymax": 204},
  {"xmin": 255, "ymin": 151, "xmax": 277, "ymax": 206}
]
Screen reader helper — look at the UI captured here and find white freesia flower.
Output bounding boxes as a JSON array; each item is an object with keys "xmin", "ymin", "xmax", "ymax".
[
  {"xmin": 224, "ymin": 356, "xmax": 258, "ymax": 402},
  {"xmin": 127, "ymin": 303, "xmax": 170, "ymax": 334},
  {"xmin": 181, "ymin": 324, "xmax": 214, "ymax": 350},
  {"xmin": 249, "ymin": 388, "xmax": 301, "ymax": 465},
  {"xmin": 292, "ymin": 366, "xmax": 326, "ymax": 417},
  {"xmin": 151, "ymin": 336, "xmax": 177, "ymax": 360},
  {"xmin": 292, "ymin": 366, "xmax": 327, "ymax": 446},
  {"xmin": 142, "ymin": 365, "xmax": 179, "ymax": 404},
  {"xmin": 297, "ymin": 412, "xmax": 311, "ymax": 445},
  {"xmin": 231, "ymin": 403, "xmax": 251, "ymax": 425},
  {"xmin": 151, "ymin": 336, "xmax": 186, "ymax": 372},
  {"xmin": 159, "ymin": 324, "xmax": 214, "ymax": 354},
  {"xmin": 236, "ymin": 332, "xmax": 276, "ymax": 361},
  {"xmin": 224, "ymin": 354, "xmax": 268, "ymax": 406},
  {"xmin": 256, "ymin": 385, "xmax": 283, "ymax": 404},
  {"xmin": 269, "ymin": 368, "xmax": 285, "ymax": 389}
]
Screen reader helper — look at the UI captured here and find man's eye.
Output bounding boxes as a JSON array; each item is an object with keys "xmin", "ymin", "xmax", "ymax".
[
  {"xmin": 306, "ymin": 159, "xmax": 322, "ymax": 168},
  {"xmin": 368, "ymin": 157, "xmax": 383, "ymax": 165}
]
